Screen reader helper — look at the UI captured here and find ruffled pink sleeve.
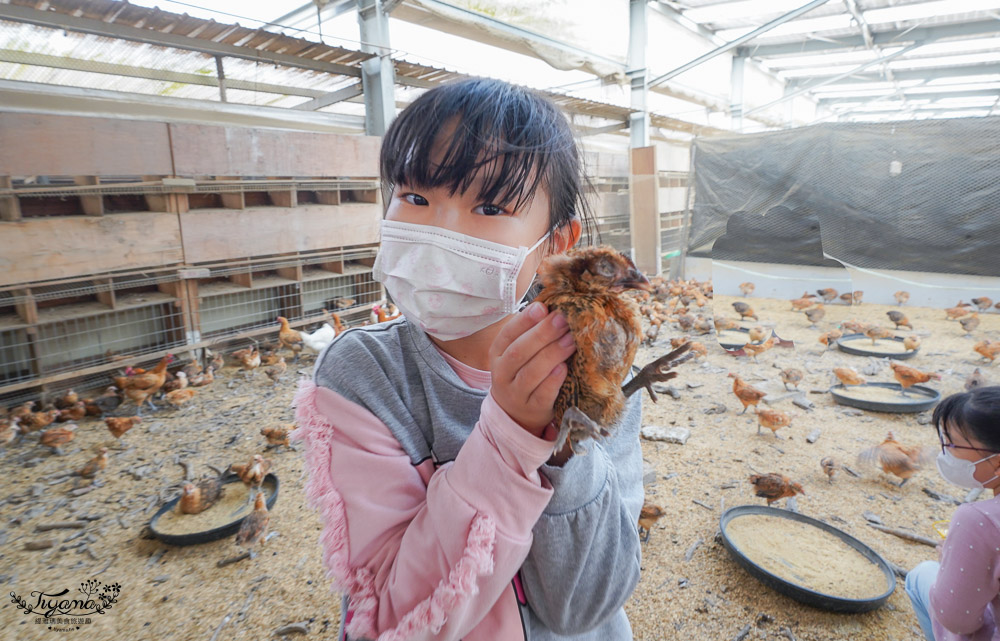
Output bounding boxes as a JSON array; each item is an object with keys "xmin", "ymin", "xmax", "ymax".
[{"xmin": 290, "ymin": 378, "xmax": 554, "ymax": 641}]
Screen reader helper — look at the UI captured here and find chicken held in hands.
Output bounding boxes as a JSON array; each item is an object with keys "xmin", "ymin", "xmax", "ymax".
[
  {"xmin": 749, "ymin": 473, "xmax": 804, "ymax": 506},
  {"xmin": 533, "ymin": 247, "xmax": 695, "ymax": 456}
]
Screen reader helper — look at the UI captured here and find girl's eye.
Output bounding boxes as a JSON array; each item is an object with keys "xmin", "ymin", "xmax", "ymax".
[
  {"xmin": 475, "ymin": 203, "xmax": 509, "ymax": 216},
  {"xmin": 402, "ymin": 193, "xmax": 428, "ymax": 206}
]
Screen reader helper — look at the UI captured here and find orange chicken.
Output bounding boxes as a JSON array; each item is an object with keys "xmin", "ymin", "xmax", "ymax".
[
  {"xmin": 903, "ymin": 335, "xmax": 922, "ymax": 352},
  {"xmin": 974, "ymin": 339, "xmax": 1000, "ymax": 363},
  {"xmin": 714, "ymin": 315, "xmax": 739, "ymax": 333},
  {"xmin": 894, "ymin": 290, "xmax": 910, "ymax": 306},
  {"xmin": 890, "ymin": 362, "xmax": 941, "ymax": 395},
  {"xmin": 741, "ymin": 337, "xmax": 776, "ymax": 363},
  {"xmin": 39, "ymin": 424, "xmax": 77, "ymax": 455},
  {"xmin": 261, "ymin": 425, "xmax": 291, "ymax": 449},
  {"xmin": 56, "ymin": 401, "xmax": 87, "ymax": 423},
  {"xmin": 105, "ymin": 416, "xmax": 141, "ymax": 439},
  {"xmin": 189, "ymin": 366, "xmax": 215, "ymax": 387},
  {"xmin": 779, "ymin": 368, "xmax": 803, "ymax": 390},
  {"xmin": 637, "ymin": 502, "xmax": 665, "ymax": 543},
  {"xmin": 117, "ymin": 354, "xmax": 174, "ymax": 414},
  {"xmin": 803, "ymin": 305, "xmax": 825, "ymax": 326},
  {"xmin": 235, "ymin": 492, "xmax": 270, "ymax": 557},
  {"xmin": 757, "ymin": 408, "xmax": 791, "ymax": 439},
  {"xmin": 858, "ymin": 431, "xmax": 930, "ymax": 486},
  {"xmin": 833, "ymin": 367, "xmax": 866, "ymax": 387},
  {"xmin": 19, "ymin": 409, "xmax": 61, "ymax": 434},
  {"xmin": 729, "ymin": 373, "xmax": 766, "ymax": 414},
  {"xmin": 864, "ymin": 326, "xmax": 893, "ymax": 344},
  {"xmin": 75, "ymin": 447, "xmax": 109, "ymax": 479},
  {"xmin": 738, "ymin": 282, "xmax": 755, "ymax": 297},
  {"xmin": 791, "ymin": 293, "xmax": 817, "ymax": 311},
  {"xmin": 841, "ymin": 319, "xmax": 870, "ymax": 334},
  {"xmin": 277, "ymin": 316, "xmax": 303, "ymax": 362},
  {"xmin": 749, "ymin": 473, "xmax": 804, "ymax": 506},
  {"xmin": 886, "ymin": 311, "xmax": 912, "ymax": 330},
  {"xmin": 816, "ymin": 288, "xmax": 838, "ymax": 303},
  {"xmin": 946, "ymin": 301, "xmax": 972, "ymax": 320},
  {"xmin": 818, "ymin": 329, "xmax": 843, "ymax": 349},
  {"xmin": 820, "ymin": 457, "xmax": 837, "ymax": 484},
  {"xmin": 732, "ymin": 301, "xmax": 757, "ymax": 321},
  {"xmin": 748, "ymin": 326, "xmax": 769, "ymax": 343},
  {"xmin": 971, "ymin": 297, "xmax": 993, "ymax": 311},
  {"xmin": 264, "ymin": 357, "xmax": 287, "ymax": 384},
  {"xmin": 960, "ymin": 313, "xmax": 980, "ymax": 334},
  {"xmin": 179, "ymin": 476, "xmax": 226, "ymax": 515},
  {"xmin": 164, "ymin": 388, "xmax": 196, "ymax": 408}
]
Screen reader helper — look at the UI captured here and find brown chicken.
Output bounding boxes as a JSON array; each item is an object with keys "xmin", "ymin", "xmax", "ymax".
[
  {"xmin": 19, "ymin": 409, "xmax": 61, "ymax": 434},
  {"xmin": 803, "ymin": 305, "xmax": 825, "ymax": 326},
  {"xmin": 714, "ymin": 315, "xmax": 739, "ymax": 333},
  {"xmin": 75, "ymin": 446, "xmax": 109, "ymax": 479},
  {"xmin": 231, "ymin": 346, "xmax": 261, "ymax": 378},
  {"xmin": 748, "ymin": 326, "xmax": 769, "ymax": 343},
  {"xmin": 816, "ymin": 288, "xmax": 838, "ymax": 303},
  {"xmin": 39, "ymin": 424, "xmax": 77, "ymax": 455},
  {"xmin": 858, "ymin": 431, "xmax": 930, "ymax": 486},
  {"xmin": 230, "ymin": 454, "xmax": 273, "ymax": 503},
  {"xmin": 261, "ymin": 425, "xmax": 291, "ymax": 449},
  {"xmin": 852, "ymin": 291, "xmax": 863, "ymax": 304},
  {"xmin": 164, "ymin": 388, "xmax": 196, "ymax": 408},
  {"xmin": 88, "ymin": 386, "xmax": 123, "ymax": 416},
  {"xmin": 686, "ymin": 341, "xmax": 708, "ymax": 359},
  {"xmin": 903, "ymin": 335, "xmax": 921, "ymax": 352},
  {"xmin": 738, "ymin": 282, "xmax": 755, "ymax": 297},
  {"xmin": 265, "ymin": 357, "xmax": 287, "ymax": 384},
  {"xmin": 208, "ymin": 350, "xmax": 225, "ymax": 372},
  {"xmin": 749, "ymin": 473, "xmax": 804, "ymax": 506},
  {"xmin": 162, "ymin": 371, "xmax": 188, "ymax": 394},
  {"xmin": 780, "ymin": 368, "xmax": 804, "ymax": 391},
  {"xmin": 54, "ymin": 389, "xmax": 79, "ymax": 410},
  {"xmin": 189, "ymin": 366, "xmax": 215, "ymax": 387},
  {"xmin": 894, "ymin": 291, "xmax": 910, "ymax": 306},
  {"xmin": 637, "ymin": 502, "xmax": 665, "ymax": 543},
  {"xmin": 833, "ymin": 367, "xmax": 866, "ymax": 387},
  {"xmin": 972, "ymin": 297, "xmax": 993, "ymax": 311},
  {"xmin": 1, "ymin": 418, "xmax": 22, "ymax": 447},
  {"xmin": 180, "ymin": 356, "xmax": 202, "ymax": 380},
  {"xmin": 820, "ymin": 457, "xmax": 837, "ymax": 484},
  {"xmin": 818, "ymin": 329, "xmax": 843, "ymax": 349},
  {"xmin": 791, "ymin": 293, "xmax": 817, "ymax": 311},
  {"xmin": 732, "ymin": 301, "xmax": 757, "ymax": 321},
  {"xmin": 946, "ymin": 301, "xmax": 972, "ymax": 320},
  {"xmin": 692, "ymin": 316, "xmax": 713, "ymax": 335},
  {"xmin": 105, "ymin": 416, "xmax": 141, "ymax": 439},
  {"xmin": 865, "ymin": 326, "xmax": 894, "ymax": 344},
  {"xmin": 841, "ymin": 319, "xmax": 870, "ymax": 334},
  {"xmin": 56, "ymin": 401, "xmax": 87, "ymax": 423},
  {"xmin": 960, "ymin": 313, "xmax": 980, "ymax": 335},
  {"xmin": 741, "ymin": 336, "xmax": 776, "ymax": 363},
  {"xmin": 534, "ymin": 247, "xmax": 695, "ymax": 455},
  {"xmin": 966, "ymin": 368, "xmax": 987, "ymax": 391},
  {"xmin": 729, "ymin": 373, "xmax": 766, "ymax": 414},
  {"xmin": 890, "ymin": 362, "xmax": 941, "ymax": 396},
  {"xmin": 974, "ymin": 339, "xmax": 1000, "ymax": 363},
  {"xmin": 757, "ymin": 408, "xmax": 791, "ymax": 439},
  {"xmin": 277, "ymin": 317, "xmax": 304, "ymax": 362},
  {"xmin": 10, "ymin": 401, "xmax": 35, "ymax": 422},
  {"xmin": 178, "ymin": 475, "xmax": 226, "ymax": 515},
  {"xmin": 116, "ymin": 354, "xmax": 174, "ymax": 414},
  {"xmin": 235, "ymin": 492, "xmax": 270, "ymax": 557},
  {"xmin": 886, "ymin": 311, "xmax": 912, "ymax": 330},
  {"xmin": 643, "ymin": 320, "xmax": 661, "ymax": 346}
]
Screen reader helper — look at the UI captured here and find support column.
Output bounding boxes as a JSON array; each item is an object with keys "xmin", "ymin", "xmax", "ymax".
[
  {"xmin": 730, "ymin": 51, "xmax": 746, "ymax": 132},
  {"xmin": 357, "ymin": 0, "xmax": 396, "ymax": 136},
  {"xmin": 627, "ymin": 0, "xmax": 649, "ymax": 148},
  {"xmin": 629, "ymin": 146, "xmax": 661, "ymax": 277}
]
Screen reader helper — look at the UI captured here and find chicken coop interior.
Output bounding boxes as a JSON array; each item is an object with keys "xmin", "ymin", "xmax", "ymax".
[{"xmin": 2, "ymin": 0, "xmax": 1000, "ymax": 640}]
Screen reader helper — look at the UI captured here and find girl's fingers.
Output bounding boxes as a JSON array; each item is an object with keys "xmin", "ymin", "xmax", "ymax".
[
  {"xmin": 511, "ymin": 331, "xmax": 575, "ymax": 397},
  {"xmin": 492, "ymin": 305, "xmax": 569, "ymax": 381},
  {"xmin": 526, "ymin": 361, "xmax": 569, "ymax": 410},
  {"xmin": 489, "ymin": 301, "xmax": 548, "ymax": 366}
]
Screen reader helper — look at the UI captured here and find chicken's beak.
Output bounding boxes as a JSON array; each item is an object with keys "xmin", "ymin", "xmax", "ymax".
[{"xmin": 615, "ymin": 268, "xmax": 651, "ymax": 292}]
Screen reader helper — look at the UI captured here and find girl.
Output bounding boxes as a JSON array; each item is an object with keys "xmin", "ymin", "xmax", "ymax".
[
  {"xmin": 906, "ymin": 386, "xmax": 1000, "ymax": 641},
  {"xmin": 291, "ymin": 78, "xmax": 646, "ymax": 641}
]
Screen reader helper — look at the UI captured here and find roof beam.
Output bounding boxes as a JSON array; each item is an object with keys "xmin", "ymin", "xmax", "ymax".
[
  {"xmin": 0, "ymin": 48, "xmax": 330, "ymax": 99},
  {"xmin": 745, "ymin": 20, "xmax": 1000, "ymax": 58},
  {"xmin": 818, "ymin": 87, "xmax": 1000, "ymax": 104},
  {"xmin": 647, "ymin": 0, "xmax": 833, "ymax": 88},
  {"xmin": 792, "ymin": 61, "xmax": 1000, "ymax": 86},
  {"xmin": 291, "ymin": 82, "xmax": 365, "ymax": 110},
  {"xmin": 0, "ymin": 3, "xmax": 364, "ymax": 78}
]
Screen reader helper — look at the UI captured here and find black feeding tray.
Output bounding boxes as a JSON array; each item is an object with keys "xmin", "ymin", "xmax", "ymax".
[
  {"xmin": 830, "ymin": 382, "xmax": 940, "ymax": 413},
  {"xmin": 836, "ymin": 333, "xmax": 917, "ymax": 360},
  {"xmin": 149, "ymin": 473, "xmax": 279, "ymax": 546},
  {"xmin": 718, "ymin": 327, "xmax": 769, "ymax": 351},
  {"xmin": 720, "ymin": 505, "xmax": 896, "ymax": 613}
]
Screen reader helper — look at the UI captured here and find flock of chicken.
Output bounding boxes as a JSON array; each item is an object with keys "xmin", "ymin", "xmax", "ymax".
[
  {"xmin": 0, "ymin": 301, "xmax": 403, "ymax": 557},
  {"xmin": 634, "ymin": 279, "xmax": 999, "ymax": 536}
]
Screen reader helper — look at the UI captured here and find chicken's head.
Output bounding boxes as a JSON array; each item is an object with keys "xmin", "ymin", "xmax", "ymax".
[{"xmin": 537, "ymin": 246, "xmax": 650, "ymax": 295}]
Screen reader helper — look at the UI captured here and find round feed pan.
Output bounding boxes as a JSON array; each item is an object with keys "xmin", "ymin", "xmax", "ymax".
[
  {"xmin": 830, "ymin": 382, "xmax": 940, "ymax": 413},
  {"xmin": 836, "ymin": 333, "xmax": 917, "ymax": 360},
  {"xmin": 150, "ymin": 473, "xmax": 279, "ymax": 546},
  {"xmin": 718, "ymin": 327, "xmax": 771, "ymax": 351},
  {"xmin": 720, "ymin": 505, "xmax": 895, "ymax": 613}
]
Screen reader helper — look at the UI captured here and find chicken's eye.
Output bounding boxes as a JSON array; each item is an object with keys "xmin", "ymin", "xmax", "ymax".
[
  {"xmin": 594, "ymin": 258, "xmax": 617, "ymax": 278},
  {"xmin": 401, "ymin": 193, "xmax": 429, "ymax": 206}
]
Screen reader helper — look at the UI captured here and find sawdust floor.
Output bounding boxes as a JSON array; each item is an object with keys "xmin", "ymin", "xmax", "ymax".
[{"xmin": 0, "ymin": 295, "xmax": 997, "ymax": 641}]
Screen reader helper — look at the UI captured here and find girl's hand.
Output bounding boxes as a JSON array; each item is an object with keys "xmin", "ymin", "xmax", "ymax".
[{"xmin": 489, "ymin": 302, "xmax": 576, "ymax": 437}]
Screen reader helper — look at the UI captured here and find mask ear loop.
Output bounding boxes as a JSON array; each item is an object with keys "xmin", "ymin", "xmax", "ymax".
[{"xmin": 515, "ymin": 232, "xmax": 550, "ymax": 312}]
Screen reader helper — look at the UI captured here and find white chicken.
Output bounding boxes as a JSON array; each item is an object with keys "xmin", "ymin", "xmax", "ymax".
[{"xmin": 300, "ymin": 323, "xmax": 338, "ymax": 353}]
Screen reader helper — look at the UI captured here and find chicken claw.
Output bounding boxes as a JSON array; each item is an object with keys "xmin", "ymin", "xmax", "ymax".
[
  {"xmin": 551, "ymin": 406, "xmax": 611, "ymax": 457},
  {"xmin": 621, "ymin": 342, "xmax": 695, "ymax": 402}
]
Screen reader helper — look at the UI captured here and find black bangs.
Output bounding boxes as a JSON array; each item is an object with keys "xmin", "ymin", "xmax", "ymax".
[
  {"xmin": 933, "ymin": 386, "xmax": 1000, "ymax": 451},
  {"xmin": 380, "ymin": 77, "xmax": 590, "ymax": 233}
]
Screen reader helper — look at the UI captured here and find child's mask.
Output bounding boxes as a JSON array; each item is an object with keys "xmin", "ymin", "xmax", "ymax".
[{"xmin": 372, "ymin": 219, "xmax": 550, "ymax": 340}]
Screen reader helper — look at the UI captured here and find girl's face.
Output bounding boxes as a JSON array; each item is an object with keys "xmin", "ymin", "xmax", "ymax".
[
  {"xmin": 942, "ymin": 426, "xmax": 1000, "ymax": 488},
  {"xmin": 384, "ymin": 176, "xmax": 555, "ymax": 305}
]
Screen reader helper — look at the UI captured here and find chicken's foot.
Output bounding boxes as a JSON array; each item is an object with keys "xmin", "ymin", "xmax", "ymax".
[
  {"xmin": 550, "ymin": 406, "xmax": 609, "ymax": 457},
  {"xmin": 621, "ymin": 342, "xmax": 694, "ymax": 401}
]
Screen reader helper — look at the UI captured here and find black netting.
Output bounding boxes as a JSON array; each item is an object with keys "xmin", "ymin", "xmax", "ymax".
[{"xmin": 686, "ymin": 116, "xmax": 1000, "ymax": 277}]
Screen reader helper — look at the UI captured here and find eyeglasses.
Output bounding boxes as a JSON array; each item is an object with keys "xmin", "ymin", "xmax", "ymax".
[{"xmin": 938, "ymin": 429, "xmax": 995, "ymax": 455}]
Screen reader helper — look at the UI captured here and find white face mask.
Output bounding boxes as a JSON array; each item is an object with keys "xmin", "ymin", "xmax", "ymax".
[
  {"xmin": 936, "ymin": 448, "xmax": 1000, "ymax": 489},
  {"xmin": 372, "ymin": 219, "xmax": 550, "ymax": 340}
]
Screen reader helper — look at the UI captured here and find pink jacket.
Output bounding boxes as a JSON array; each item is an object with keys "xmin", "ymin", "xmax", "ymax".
[{"xmin": 291, "ymin": 350, "xmax": 556, "ymax": 640}]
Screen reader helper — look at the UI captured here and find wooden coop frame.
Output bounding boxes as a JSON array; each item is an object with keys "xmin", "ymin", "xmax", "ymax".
[{"xmin": 0, "ymin": 112, "xmax": 382, "ymax": 406}]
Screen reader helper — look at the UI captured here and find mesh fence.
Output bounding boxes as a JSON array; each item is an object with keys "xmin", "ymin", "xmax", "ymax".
[{"xmin": 686, "ymin": 115, "xmax": 1000, "ymax": 278}]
